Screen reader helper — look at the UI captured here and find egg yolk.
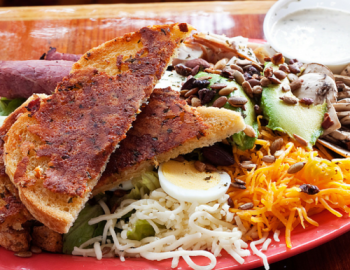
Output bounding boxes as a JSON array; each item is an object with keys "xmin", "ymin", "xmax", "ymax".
[{"xmin": 161, "ymin": 160, "xmax": 221, "ymax": 190}]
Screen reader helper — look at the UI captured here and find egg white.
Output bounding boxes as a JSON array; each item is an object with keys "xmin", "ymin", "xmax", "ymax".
[{"xmin": 158, "ymin": 163, "xmax": 231, "ymax": 204}]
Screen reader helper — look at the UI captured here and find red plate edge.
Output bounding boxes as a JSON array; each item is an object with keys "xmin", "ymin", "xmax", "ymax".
[{"xmin": 1, "ymin": 38, "xmax": 349, "ymax": 270}]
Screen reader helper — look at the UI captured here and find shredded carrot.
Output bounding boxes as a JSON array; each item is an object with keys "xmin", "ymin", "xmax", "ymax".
[{"xmin": 226, "ymin": 116, "xmax": 350, "ymax": 247}]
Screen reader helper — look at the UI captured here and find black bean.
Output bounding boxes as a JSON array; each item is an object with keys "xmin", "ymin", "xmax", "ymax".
[
  {"xmin": 175, "ymin": 64, "xmax": 192, "ymax": 76},
  {"xmin": 198, "ymin": 88, "xmax": 216, "ymax": 105},
  {"xmin": 300, "ymin": 184, "xmax": 320, "ymax": 195},
  {"xmin": 202, "ymin": 144, "xmax": 235, "ymax": 166}
]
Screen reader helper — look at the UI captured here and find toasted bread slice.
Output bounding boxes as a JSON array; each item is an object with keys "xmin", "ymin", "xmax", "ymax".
[
  {"xmin": 4, "ymin": 23, "xmax": 193, "ymax": 233},
  {"xmin": 0, "ymin": 96, "xmax": 43, "ymax": 251},
  {"xmin": 93, "ymin": 88, "xmax": 245, "ymax": 195}
]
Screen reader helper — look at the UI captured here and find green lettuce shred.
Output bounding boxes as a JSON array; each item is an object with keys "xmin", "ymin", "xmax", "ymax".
[
  {"xmin": 124, "ymin": 171, "xmax": 160, "ymax": 200},
  {"xmin": 0, "ymin": 97, "xmax": 26, "ymax": 116},
  {"xmin": 126, "ymin": 220, "xmax": 155, "ymax": 241},
  {"xmin": 63, "ymin": 203, "xmax": 105, "ymax": 254},
  {"xmin": 63, "ymin": 171, "xmax": 161, "ymax": 253}
]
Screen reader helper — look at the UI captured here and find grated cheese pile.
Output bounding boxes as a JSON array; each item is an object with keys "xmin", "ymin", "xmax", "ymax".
[
  {"xmin": 72, "ymin": 188, "xmax": 273, "ymax": 270},
  {"xmin": 226, "ymin": 117, "xmax": 350, "ymax": 248}
]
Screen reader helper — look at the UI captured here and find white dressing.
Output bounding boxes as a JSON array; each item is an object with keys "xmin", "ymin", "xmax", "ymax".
[{"xmin": 271, "ymin": 8, "xmax": 350, "ymax": 64}]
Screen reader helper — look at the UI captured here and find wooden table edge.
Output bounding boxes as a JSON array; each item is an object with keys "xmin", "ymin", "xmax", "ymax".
[{"xmin": 0, "ymin": 1, "xmax": 276, "ymax": 21}]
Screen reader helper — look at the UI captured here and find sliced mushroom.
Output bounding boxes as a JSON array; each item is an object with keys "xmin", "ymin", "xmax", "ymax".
[
  {"xmin": 317, "ymin": 138, "xmax": 350, "ymax": 158},
  {"xmin": 333, "ymin": 103, "xmax": 350, "ymax": 112},
  {"xmin": 340, "ymin": 115, "xmax": 350, "ymax": 126},
  {"xmin": 302, "ymin": 63, "xmax": 335, "ymax": 81},
  {"xmin": 335, "ymin": 75, "xmax": 350, "ymax": 87},
  {"xmin": 292, "ymin": 73, "xmax": 340, "ymax": 136},
  {"xmin": 172, "ymin": 42, "xmax": 207, "ymax": 66},
  {"xmin": 341, "ymin": 64, "xmax": 350, "ymax": 77}
]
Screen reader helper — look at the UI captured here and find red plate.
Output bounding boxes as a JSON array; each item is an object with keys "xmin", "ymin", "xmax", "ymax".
[
  {"xmin": 1, "ymin": 210, "xmax": 350, "ymax": 270},
  {"xmin": 0, "ymin": 12, "xmax": 348, "ymax": 269}
]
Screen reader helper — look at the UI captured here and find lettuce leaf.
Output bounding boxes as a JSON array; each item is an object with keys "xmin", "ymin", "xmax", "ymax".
[
  {"xmin": 127, "ymin": 220, "xmax": 155, "ymax": 241},
  {"xmin": 124, "ymin": 171, "xmax": 160, "ymax": 200},
  {"xmin": 63, "ymin": 203, "xmax": 105, "ymax": 254},
  {"xmin": 0, "ymin": 97, "xmax": 25, "ymax": 116}
]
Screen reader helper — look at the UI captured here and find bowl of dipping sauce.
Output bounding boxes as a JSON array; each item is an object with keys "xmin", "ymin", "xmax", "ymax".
[{"xmin": 264, "ymin": 0, "xmax": 350, "ymax": 74}]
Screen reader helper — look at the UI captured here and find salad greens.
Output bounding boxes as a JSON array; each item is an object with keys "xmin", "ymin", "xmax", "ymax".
[
  {"xmin": 63, "ymin": 171, "xmax": 161, "ymax": 254},
  {"xmin": 63, "ymin": 203, "xmax": 105, "ymax": 254},
  {"xmin": 0, "ymin": 97, "xmax": 26, "ymax": 116},
  {"xmin": 127, "ymin": 220, "xmax": 155, "ymax": 241}
]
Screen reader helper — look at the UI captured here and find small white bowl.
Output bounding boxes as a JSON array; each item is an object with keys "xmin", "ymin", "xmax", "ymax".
[{"xmin": 263, "ymin": 0, "xmax": 350, "ymax": 74}]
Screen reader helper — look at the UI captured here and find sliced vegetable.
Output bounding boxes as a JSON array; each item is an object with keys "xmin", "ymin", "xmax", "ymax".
[
  {"xmin": 0, "ymin": 97, "xmax": 26, "ymax": 116},
  {"xmin": 127, "ymin": 219, "xmax": 155, "ymax": 241},
  {"xmin": 195, "ymin": 71, "xmax": 258, "ymax": 150}
]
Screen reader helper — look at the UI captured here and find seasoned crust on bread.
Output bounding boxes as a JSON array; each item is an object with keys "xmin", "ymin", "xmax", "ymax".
[
  {"xmin": 96, "ymin": 87, "xmax": 209, "ymax": 189},
  {"xmin": 73, "ymin": 23, "xmax": 194, "ymax": 79},
  {"xmin": 13, "ymin": 68, "xmax": 154, "ymax": 197},
  {"xmin": 93, "ymin": 98, "xmax": 246, "ymax": 195},
  {"xmin": 4, "ymin": 23, "xmax": 193, "ymax": 233}
]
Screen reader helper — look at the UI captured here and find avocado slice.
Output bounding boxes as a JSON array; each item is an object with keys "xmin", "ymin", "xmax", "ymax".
[
  {"xmin": 260, "ymin": 63, "xmax": 327, "ymax": 149},
  {"xmin": 195, "ymin": 71, "xmax": 258, "ymax": 150}
]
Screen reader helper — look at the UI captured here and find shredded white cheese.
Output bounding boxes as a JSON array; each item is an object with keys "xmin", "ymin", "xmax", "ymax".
[{"xmin": 74, "ymin": 189, "xmax": 272, "ymax": 270}]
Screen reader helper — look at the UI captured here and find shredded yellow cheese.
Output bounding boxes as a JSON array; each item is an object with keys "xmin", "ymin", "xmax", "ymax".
[{"xmin": 225, "ymin": 117, "xmax": 350, "ymax": 248}]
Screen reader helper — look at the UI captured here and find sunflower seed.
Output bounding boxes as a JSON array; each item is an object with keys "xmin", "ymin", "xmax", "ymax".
[
  {"xmin": 252, "ymin": 85, "xmax": 263, "ymax": 95},
  {"xmin": 197, "ymin": 76, "xmax": 212, "ymax": 81},
  {"xmin": 238, "ymin": 202, "xmax": 254, "ymax": 210},
  {"xmin": 214, "ymin": 58, "xmax": 229, "ymax": 70},
  {"xmin": 270, "ymin": 138, "xmax": 284, "ymax": 154},
  {"xmin": 184, "ymin": 87, "xmax": 199, "ymax": 97},
  {"xmin": 279, "ymin": 64, "xmax": 290, "ymax": 73},
  {"xmin": 236, "ymin": 59, "xmax": 252, "ymax": 66},
  {"xmin": 254, "ymin": 104, "xmax": 263, "ymax": 115},
  {"xmin": 294, "ymin": 134, "xmax": 308, "ymax": 146},
  {"xmin": 288, "ymin": 64, "xmax": 300, "ymax": 74},
  {"xmin": 234, "ymin": 70, "xmax": 245, "ymax": 85},
  {"xmin": 282, "ymin": 85, "xmax": 291, "ymax": 92},
  {"xmin": 205, "ymin": 163, "xmax": 218, "ymax": 172},
  {"xmin": 287, "ymin": 73, "xmax": 299, "ymax": 83},
  {"xmin": 230, "ymin": 63, "xmax": 244, "ymax": 73},
  {"xmin": 243, "ymin": 125, "xmax": 256, "ymax": 138},
  {"xmin": 218, "ymin": 86, "xmax": 236, "ymax": 96},
  {"xmin": 180, "ymin": 90, "xmax": 189, "ymax": 96},
  {"xmin": 269, "ymin": 76, "xmax": 282, "ymax": 84},
  {"xmin": 290, "ymin": 79, "xmax": 302, "ymax": 91},
  {"xmin": 228, "ymin": 96, "xmax": 248, "ymax": 106},
  {"xmin": 15, "ymin": 251, "xmax": 32, "ymax": 258},
  {"xmin": 247, "ymin": 79, "xmax": 261, "ymax": 87},
  {"xmin": 262, "ymin": 155, "xmax": 276, "ymax": 163},
  {"xmin": 242, "ymin": 81, "xmax": 253, "ymax": 98},
  {"xmin": 240, "ymin": 163, "xmax": 256, "ymax": 170},
  {"xmin": 230, "ymin": 182, "xmax": 246, "ymax": 189},
  {"xmin": 252, "ymin": 62, "xmax": 264, "ymax": 71},
  {"xmin": 213, "ymin": 96, "xmax": 228, "ymax": 108},
  {"xmin": 211, "ymin": 83, "xmax": 227, "ymax": 90},
  {"xmin": 234, "ymin": 178, "xmax": 246, "ymax": 185},
  {"xmin": 227, "ymin": 197, "xmax": 234, "ymax": 207},
  {"xmin": 191, "ymin": 97, "xmax": 201, "ymax": 107},
  {"xmin": 273, "ymin": 70, "xmax": 287, "ymax": 80},
  {"xmin": 287, "ymin": 162, "xmax": 306, "ymax": 174},
  {"xmin": 280, "ymin": 95, "xmax": 298, "ymax": 105},
  {"xmin": 260, "ymin": 77, "xmax": 271, "ymax": 87},
  {"xmin": 30, "ymin": 246, "xmax": 42, "ymax": 254},
  {"xmin": 194, "ymin": 160, "xmax": 206, "ymax": 172}
]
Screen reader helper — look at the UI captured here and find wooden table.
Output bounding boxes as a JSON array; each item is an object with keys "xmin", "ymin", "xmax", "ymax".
[{"xmin": 0, "ymin": 1, "xmax": 349, "ymax": 270}]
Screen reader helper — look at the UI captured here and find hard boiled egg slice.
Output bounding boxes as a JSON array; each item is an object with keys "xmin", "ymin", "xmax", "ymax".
[{"xmin": 158, "ymin": 160, "xmax": 231, "ymax": 204}]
